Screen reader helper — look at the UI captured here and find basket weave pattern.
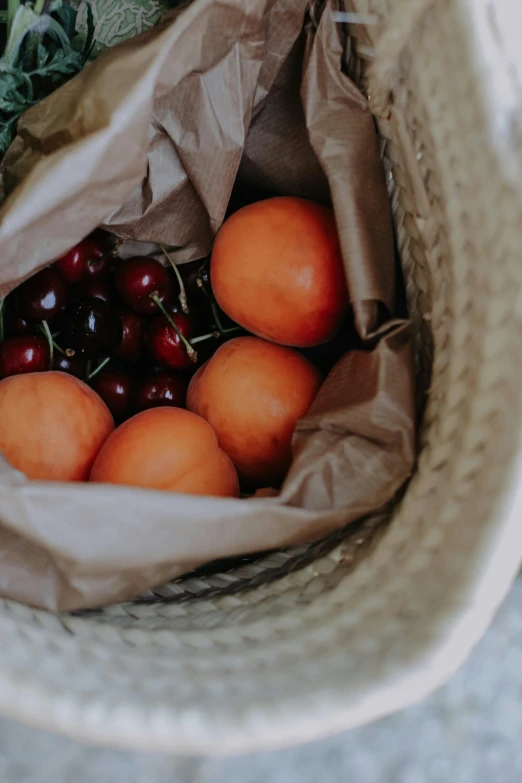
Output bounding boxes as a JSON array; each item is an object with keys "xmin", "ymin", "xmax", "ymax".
[{"xmin": 0, "ymin": 0, "xmax": 520, "ymax": 755}]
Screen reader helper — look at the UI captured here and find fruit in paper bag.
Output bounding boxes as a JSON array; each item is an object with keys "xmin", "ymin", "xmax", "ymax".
[
  {"xmin": 52, "ymin": 352, "xmax": 88, "ymax": 379},
  {"xmin": 0, "ymin": 336, "xmax": 50, "ymax": 378},
  {"xmin": 15, "ymin": 267, "xmax": 69, "ymax": 321},
  {"xmin": 211, "ymin": 197, "xmax": 348, "ymax": 347},
  {"xmin": 144, "ymin": 312, "xmax": 194, "ymax": 370},
  {"xmin": 90, "ymin": 407, "xmax": 239, "ymax": 498},
  {"xmin": 60, "ymin": 298, "xmax": 123, "ymax": 358},
  {"xmin": 114, "ymin": 308, "xmax": 146, "ymax": 364},
  {"xmin": 114, "ymin": 257, "xmax": 174, "ymax": 314},
  {"xmin": 55, "ymin": 237, "xmax": 109, "ymax": 282},
  {"xmin": 187, "ymin": 337, "xmax": 322, "ymax": 486},
  {"xmin": 0, "ymin": 371, "xmax": 114, "ymax": 481},
  {"xmin": 90, "ymin": 367, "xmax": 134, "ymax": 423},
  {"xmin": 133, "ymin": 372, "xmax": 187, "ymax": 413}
]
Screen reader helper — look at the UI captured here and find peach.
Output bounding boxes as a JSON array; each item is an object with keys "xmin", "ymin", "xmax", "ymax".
[
  {"xmin": 211, "ymin": 197, "xmax": 348, "ymax": 347},
  {"xmin": 0, "ymin": 371, "xmax": 114, "ymax": 481},
  {"xmin": 187, "ymin": 336, "xmax": 322, "ymax": 486},
  {"xmin": 90, "ymin": 407, "xmax": 239, "ymax": 497}
]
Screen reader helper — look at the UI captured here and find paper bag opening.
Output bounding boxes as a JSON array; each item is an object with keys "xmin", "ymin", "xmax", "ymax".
[{"xmin": 0, "ymin": 0, "xmax": 416, "ymax": 611}]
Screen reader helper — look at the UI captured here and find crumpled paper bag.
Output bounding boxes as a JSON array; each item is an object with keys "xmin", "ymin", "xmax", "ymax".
[{"xmin": 0, "ymin": 0, "xmax": 415, "ymax": 611}]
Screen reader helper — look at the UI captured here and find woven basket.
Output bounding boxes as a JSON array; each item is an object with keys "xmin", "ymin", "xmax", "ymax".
[{"xmin": 0, "ymin": 0, "xmax": 521, "ymax": 755}]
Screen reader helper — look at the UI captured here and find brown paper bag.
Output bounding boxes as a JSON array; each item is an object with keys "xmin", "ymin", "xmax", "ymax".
[{"xmin": 0, "ymin": 0, "xmax": 415, "ymax": 611}]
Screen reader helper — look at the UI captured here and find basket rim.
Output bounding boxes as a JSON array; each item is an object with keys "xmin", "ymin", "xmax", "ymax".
[
  {"xmin": 0, "ymin": 450, "xmax": 519, "ymax": 756},
  {"xmin": 0, "ymin": 0, "xmax": 521, "ymax": 756}
]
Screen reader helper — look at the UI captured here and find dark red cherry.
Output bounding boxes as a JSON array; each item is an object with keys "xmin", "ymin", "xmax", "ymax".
[
  {"xmin": 74, "ymin": 275, "xmax": 115, "ymax": 305},
  {"xmin": 54, "ymin": 238, "xmax": 108, "ymax": 283},
  {"xmin": 114, "ymin": 257, "xmax": 173, "ymax": 314},
  {"xmin": 52, "ymin": 351, "xmax": 88, "ymax": 379},
  {"xmin": 144, "ymin": 313, "xmax": 194, "ymax": 370},
  {"xmin": 3, "ymin": 299, "xmax": 34, "ymax": 336},
  {"xmin": 133, "ymin": 372, "xmax": 187, "ymax": 413},
  {"xmin": 0, "ymin": 336, "xmax": 50, "ymax": 378},
  {"xmin": 16, "ymin": 268, "xmax": 69, "ymax": 321},
  {"xmin": 114, "ymin": 307, "xmax": 146, "ymax": 365},
  {"xmin": 90, "ymin": 367, "xmax": 134, "ymax": 422},
  {"xmin": 60, "ymin": 297, "xmax": 123, "ymax": 358}
]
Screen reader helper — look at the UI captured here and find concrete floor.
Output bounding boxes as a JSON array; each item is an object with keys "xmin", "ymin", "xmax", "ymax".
[{"xmin": 0, "ymin": 579, "xmax": 520, "ymax": 783}]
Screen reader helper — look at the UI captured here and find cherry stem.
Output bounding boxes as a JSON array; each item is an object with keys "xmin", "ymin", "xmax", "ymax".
[
  {"xmin": 196, "ymin": 276, "xmax": 236, "ymax": 336},
  {"xmin": 190, "ymin": 331, "xmax": 220, "ymax": 345},
  {"xmin": 88, "ymin": 357, "xmax": 110, "ymax": 380},
  {"xmin": 159, "ymin": 244, "xmax": 189, "ymax": 315},
  {"xmin": 222, "ymin": 325, "xmax": 242, "ymax": 335},
  {"xmin": 0, "ymin": 298, "xmax": 4, "ymax": 343},
  {"xmin": 150, "ymin": 293, "xmax": 198, "ymax": 363},
  {"xmin": 210, "ymin": 299, "xmax": 226, "ymax": 334},
  {"xmin": 190, "ymin": 324, "xmax": 242, "ymax": 345},
  {"xmin": 38, "ymin": 324, "xmax": 66, "ymax": 356},
  {"xmin": 40, "ymin": 320, "xmax": 54, "ymax": 369},
  {"xmin": 196, "ymin": 262, "xmax": 211, "ymax": 295}
]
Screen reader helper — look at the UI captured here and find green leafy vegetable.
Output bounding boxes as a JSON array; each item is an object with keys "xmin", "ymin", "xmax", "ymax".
[{"xmin": 0, "ymin": 0, "xmax": 94, "ymax": 158}]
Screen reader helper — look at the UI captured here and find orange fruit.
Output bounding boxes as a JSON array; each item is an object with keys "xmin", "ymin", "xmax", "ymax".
[
  {"xmin": 211, "ymin": 197, "xmax": 348, "ymax": 347},
  {"xmin": 90, "ymin": 407, "xmax": 239, "ymax": 497},
  {"xmin": 187, "ymin": 336, "xmax": 322, "ymax": 486},
  {"xmin": 0, "ymin": 371, "xmax": 114, "ymax": 481}
]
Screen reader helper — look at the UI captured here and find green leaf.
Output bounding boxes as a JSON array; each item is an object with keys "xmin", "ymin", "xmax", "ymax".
[
  {"xmin": 0, "ymin": 118, "xmax": 20, "ymax": 156},
  {"xmin": 0, "ymin": 70, "xmax": 24, "ymax": 96},
  {"xmin": 7, "ymin": 0, "xmax": 20, "ymax": 33},
  {"xmin": 81, "ymin": 3, "xmax": 95, "ymax": 62},
  {"xmin": 1, "ymin": 4, "xmax": 40, "ymax": 67},
  {"xmin": 0, "ymin": 69, "xmax": 31, "ymax": 104},
  {"xmin": 36, "ymin": 41, "xmax": 50, "ymax": 68},
  {"xmin": 55, "ymin": 3, "xmax": 76, "ymax": 40},
  {"xmin": 40, "ymin": 15, "xmax": 71, "ymax": 48},
  {"xmin": 0, "ymin": 2, "xmax": 87, "ymax": 157},
  {"xmin": 33, "ymin": 0, "xmax": 46, "ymax": 16}
]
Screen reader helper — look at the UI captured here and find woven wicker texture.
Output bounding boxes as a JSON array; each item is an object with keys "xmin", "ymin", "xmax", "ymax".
[{"xmin": 0, "ymin": 0, "xmax": 521, "ymax": 755}]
